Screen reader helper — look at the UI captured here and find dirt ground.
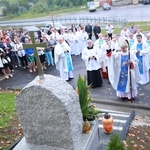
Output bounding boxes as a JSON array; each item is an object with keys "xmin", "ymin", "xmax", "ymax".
[
  {"xmin": 125, "ymin": 115, "xmax": 150, "ymax": 150},
  {"xmin": 0, "ymin": 114, "xmax": 23, "ymax": 150},
  {"xmin": 0, "ymin": 113, "xmax": 150, "ymax": 149}
]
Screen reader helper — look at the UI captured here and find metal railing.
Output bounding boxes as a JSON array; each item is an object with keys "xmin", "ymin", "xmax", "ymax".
[{"xmin": 53, "ymin": 16, "xmax": 128, "ymax": 28}]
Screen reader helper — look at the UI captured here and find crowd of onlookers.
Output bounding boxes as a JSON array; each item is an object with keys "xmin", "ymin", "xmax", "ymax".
[{"xmin": 0, "ymin": 22, "xmax": 150, "ymax": 80}]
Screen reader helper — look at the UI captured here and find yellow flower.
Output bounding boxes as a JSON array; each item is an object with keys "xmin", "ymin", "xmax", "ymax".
[
  {"xmin": 87, "ymin": 91, "xmax": 90, "ymax": 95},
  {"xmin": 75, "ymin": 87, "xmax": 78, "ymax": 94},
  {"xmin": 88, "ymin": 97, "xmax": 93, "ymax": 101}
]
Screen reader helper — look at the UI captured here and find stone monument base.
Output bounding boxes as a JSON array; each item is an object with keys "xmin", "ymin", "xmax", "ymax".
[{"xmin": 14, "ymin": 121, "xmax": 100, "ymax": 150}]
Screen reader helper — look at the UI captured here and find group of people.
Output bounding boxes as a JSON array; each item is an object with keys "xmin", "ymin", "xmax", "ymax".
[
  {"xmin": 54, "ymin": 22, "xmax": 150, "ymax": 101},
  {"xmin": 0, "ymin": 22, "xmax": 150, "ymax": 101},
  {"xmin": 81, "ymin": 23, "xmax": 150, "ymax": 101}
]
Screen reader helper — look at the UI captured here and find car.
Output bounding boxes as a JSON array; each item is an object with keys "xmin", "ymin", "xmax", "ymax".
[
  {"xmin": 142, "ymin": 0, "xmax": 150, "ymax": 4},
  {"xmin": 23, "ymin": 26, "xmax": 39, "ymax": 32},
  {"xmin": 139, "ymin": 0, "xmax": 143, "ymax": 3},
  {"xmin": 42, "ymin": 22, "xmax": 68, "ymax": 32},
  {"xmin": 102, "ymin": 3, "xmax": 111, "ymax": 11},
  {"xmin": 89, "ymin": 5, "xmax": 96, "ymax": 12}
]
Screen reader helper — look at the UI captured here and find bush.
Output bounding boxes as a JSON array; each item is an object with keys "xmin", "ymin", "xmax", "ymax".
[
  {"xmin": 31, "ymin": 3, "xmax": 49, "ymax": 13},
  {"xmin": 107, "ymin": 134, "xmax": 124, "ymax": 150}
]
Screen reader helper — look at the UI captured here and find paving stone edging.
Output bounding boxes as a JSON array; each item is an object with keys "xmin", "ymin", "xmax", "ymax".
[{"xmin": 93, "ymin": 99, "xmax": 150, "ymax": 111}]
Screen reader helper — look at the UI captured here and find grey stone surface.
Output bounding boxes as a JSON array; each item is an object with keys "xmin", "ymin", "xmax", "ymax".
[
  {"xmin": 15, "ymin": 75, "xmax": 84, "ymax": 150},
  {"xmin": 14, "ymin": 122, "xmax": 100, "ymax": 150}
]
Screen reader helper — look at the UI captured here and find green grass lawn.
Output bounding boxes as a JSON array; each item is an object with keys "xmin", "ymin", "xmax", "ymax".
[
  {"xmin": 0, "ymin": 5, "xmax": 88, "ymax": 21},
  {"xmin": 0, "ymin": 91, "xmax": 16, "ymax": 128},
  {"xmin": 0, "ymin": 90, "xmax": 22, "ymax": 150}
]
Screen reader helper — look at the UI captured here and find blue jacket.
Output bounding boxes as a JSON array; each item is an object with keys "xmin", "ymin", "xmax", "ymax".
[{"xmin": 24, "ymin": 47, "xmax": 34, "ymax": 56}]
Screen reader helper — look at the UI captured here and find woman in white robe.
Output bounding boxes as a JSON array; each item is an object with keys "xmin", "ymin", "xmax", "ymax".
[
  {"xmin": 80, "ymin": 27, "xmax": 88, "ymax": 53},
  {"xmin": 76, "ymin": 27, "xmax": 83, "ymax": 54},
  {"xmin": 67, "ymin": 30, "xmax": 74, "ymax": 55},
  {"xmin": 72, "ymin": 31, "xmax": 80, "ymax": 56}
]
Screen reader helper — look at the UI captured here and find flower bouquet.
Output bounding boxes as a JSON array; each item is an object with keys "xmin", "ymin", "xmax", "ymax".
[{"xmin": 76, "ymin": 75, "xmax": 101, "ymax": 123}]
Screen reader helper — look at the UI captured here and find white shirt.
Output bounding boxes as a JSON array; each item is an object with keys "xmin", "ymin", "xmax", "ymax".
[
  {"xmin": 15, "ymin": 43, "xmax": 26, "ymax": 57},
  {"xmin": 106, "ymin": 25, "xmax": 114, "ymax": 34}
]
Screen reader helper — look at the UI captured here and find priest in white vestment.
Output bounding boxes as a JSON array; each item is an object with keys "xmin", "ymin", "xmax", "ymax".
[
  {"xmin": 120, "ymin": 27, "xmax": 130, "ymax": 39},
  {"xmin": 131, "ymin": 34, "xmax": 150, "ymax": 84},
  {"xmin": 127, "ymin": 33, "xmax": 135, "ymax": 48},
  {"xmin": 82, "ymin": 39, "xmax": 103, "ymax": 88},
  {"xmin": 54, "ymin": 36, "xmax": 73, "ymax": 81},
  {"xmin": 146, "ymin": 33, "xmax": 150, "ymax": 69},
  {"xmin": 100, "ymin": 35, "xmax": 115, "ymax": 79},
  {"xmin": 133, "ymin": 29, "xmax": 146, "ymax": 42},
  {"xmin": 94, "ymin": 33, "xmax": 105, "ymax": 49},
  {"xmin": 107, "ymin": 37, "xmax": 140, "ymax": 100}
]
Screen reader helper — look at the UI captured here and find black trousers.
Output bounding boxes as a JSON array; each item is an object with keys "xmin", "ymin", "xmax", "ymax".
[
  {"xmin": 94, "ymin": 33, "xmax": 99, "ymax": 40},
  {"xmin": 19, "ymin": 56, "xmax": 28, "ymax": 67},
  {"xmin": 87, "ymin": 69, "xmax": 103, "ymax": 88},
  {"xmin": 88, "ymin": 33, "xmax": 92, "ymax": 40},
  {"xmin": 108, "ymin": 33, "xmax": 112, "ymax": 40}
]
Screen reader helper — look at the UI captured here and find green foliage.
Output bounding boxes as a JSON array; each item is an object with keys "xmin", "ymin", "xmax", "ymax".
[
  {"xmin": 31, "ymin": 3, "xmax": 49, "ymax": 13},
  {"xmin": 19, "ymin": 0, "xmax": 28, "ymax": 8},
  {"xmin": 77, "ymin": 75, "xmax": 101, "ymax": 119},
  {"xmin": 1, "ymin": 0, "xmax": 90, "ymax": 16},
  {"xmin": 0, "ymin": 91, "xmax": 16, "ymax": 127},
  {"xmin": 107, "ymin": 134, "xmax": 124, "ymax": 150}
]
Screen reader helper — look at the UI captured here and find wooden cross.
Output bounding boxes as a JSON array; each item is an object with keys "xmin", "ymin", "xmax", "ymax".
[
  {"xmin": 23, "ymin": 31, "xmax": 47, "ymax": 80},
  {"xmin": 51, "ymin": 13, "xmax": 55, "ymax": 29}
]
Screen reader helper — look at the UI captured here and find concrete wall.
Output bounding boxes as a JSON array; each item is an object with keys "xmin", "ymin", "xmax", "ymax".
[
  {"xmin": 112, "ymin": 0, "xmax": 132, "ymax": 6},
  {"xmin": 99, "ymin": 0, "xmax": 112, "ymax": 6}
]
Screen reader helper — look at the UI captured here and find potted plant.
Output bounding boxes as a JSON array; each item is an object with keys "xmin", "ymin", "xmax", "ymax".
[{"xmin": 76, "ymin": 75, "xmax": 101, "ymax": 124}]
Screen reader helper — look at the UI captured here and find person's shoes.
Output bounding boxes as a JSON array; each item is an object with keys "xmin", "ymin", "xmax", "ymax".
[
  {"xmin": 69, "ymin": 77, "xmax": 74, "ymax": 80},
  {"xmin": 29, "ymin": 70, "xmax": 32, "ymax": 73},
  {"xmin": 9, "ymin": 74, "xmax": 13, "ymax": 78},
  {"xmin": 121, "ymin": 97, "xmax": 127, "ymax": 101},
  {"xmin": 33, "ymin": 69, "xmax": 36, "ymax": 72},
  {"xmin": 5, "ymin": 75, "xmax": 9, "ymax": 79},
  {"xmin": 48, "ymin": 64, "xmax": 50, "ymax": 66},
  {"xmin": 11, "ymin": 70, "xmax": 14, "ymax": 73},
  {"xmin": 51, "ymin": 64, "xmax": 54, "ymax": 66}
]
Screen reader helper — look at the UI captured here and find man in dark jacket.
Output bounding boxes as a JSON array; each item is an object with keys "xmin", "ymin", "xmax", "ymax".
[
  {"xmin": 47, "ymin": 27, "xmax": 53, "ymax": 35},
  {"xmin": 85, "ymin": 22, "xmax": 92, "ymax": 40},
  {"xmin": 93, "ymin": 22, "xmax": 101, "ymax": 40}
]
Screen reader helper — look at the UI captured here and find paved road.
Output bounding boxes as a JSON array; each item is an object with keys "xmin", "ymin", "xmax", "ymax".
[
  {"xmin": 58, "ymin": 4, "xmax": 150, "ymax": 22},
  {"xmin": 0, "ymin": 4, "xmax": 150, "ymax": 27},
  {"xmin": 0, "ymin": 55, "xmax": 150, "ymax": 111}
]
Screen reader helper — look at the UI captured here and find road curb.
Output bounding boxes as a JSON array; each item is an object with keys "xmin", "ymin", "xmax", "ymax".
[
  {"xmin": 0, "ymin": 76, "xmax": 5, "ymax": 81},
  {"xmin": 1, "ymin": 87, "xmax": 150, "ymax": 111},
  {"xmin": 120, "ymin": 110, "xmax": 135, "ymax": 141},
  {"xmin": 93, "ymin": 99, "xmax": 150, "ymax": 111}
]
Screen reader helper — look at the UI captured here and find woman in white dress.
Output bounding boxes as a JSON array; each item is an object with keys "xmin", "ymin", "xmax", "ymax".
[{"xmin": 72, "ymin": 30, "xmax": 80, "ymax": 56}]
